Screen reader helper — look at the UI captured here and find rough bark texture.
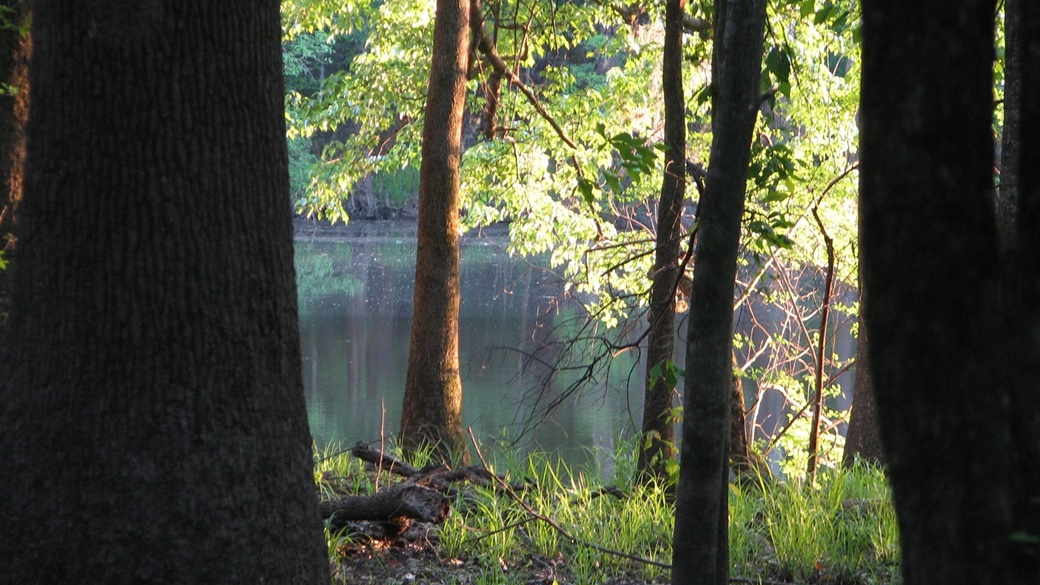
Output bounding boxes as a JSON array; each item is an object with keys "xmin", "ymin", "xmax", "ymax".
[
  {"xmin": 728, "ymin": 352, "xmax": 768, "ymax": 478},
  {"xmin": 401, "ymin": 0, "xmax": 470, "ymax": 463},
  {"xmin": 860, "ymin": 0, "xmax": 1038, "ymax": 581},
  {"xmin": 841, "ymin": 280, "xmax": 884, "ymax": 468},
  {"xmin": 1008, "ymin": 0, "xmax": 1040, "ymax": 571},
  {"xmin": 638, "ymin": 0, "xmax": 685, "ymax": 484},
  {"xmin": 322, "ymin": 484, "xmax": 450, "ymax": 527},
  {"xmin": 0, "ymin": 3, "xmax": 330, "ymax": 582},
  {"xmin": 671, "ymin": 0, "xmax": 765, "ymax": 583}
]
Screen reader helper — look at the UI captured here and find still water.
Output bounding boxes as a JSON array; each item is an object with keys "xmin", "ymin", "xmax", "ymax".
[
  {"xmin": 294, "ymin": 220, "xmax": 858, "ymax": 474},
  {"xmin": 294, "ymin": 220, "xmax": 644, "ymax": 472}
]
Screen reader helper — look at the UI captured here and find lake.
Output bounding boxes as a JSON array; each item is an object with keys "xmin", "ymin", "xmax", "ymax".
[
  {"xmin": 293, "ymin": 219, "xmax": 857, "ymax": 476},
  {"xmin": 294, "ymin": 220, "xmax": 645, "ymax": 473}
]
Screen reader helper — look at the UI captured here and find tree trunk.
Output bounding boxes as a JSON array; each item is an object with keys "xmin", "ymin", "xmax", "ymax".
[
  {"xmin": 996, "ymin": 0, "xmax": 1021, "ymax": 253},
  {"xmin": 0, "ymin": 3, "xmax": 330, "ymax": 582},
  {"xmin": 860, "ymin": 0, "xmax": 1037, "ymax": 581},
  {"xmin": 638, "ymin": 0, "xmax": 686, "ymax": 484},
  {"xmin": 401, "ymin": 0, "xmax": 470, "ymax": 463},
  {"xmin": 1008, "ymin": 0, "xmax": 1040, "ymax": 572},
  {"xmin": 671, "ymin": 0, "xmax": 765, "ymax": 583},
  {"xmin": 0, "ymin": 0, "xmax": 28, "ymax": 335},
  {"xmin": 842, "ymin": 279, "xmax": 885, "ymax": 468}
]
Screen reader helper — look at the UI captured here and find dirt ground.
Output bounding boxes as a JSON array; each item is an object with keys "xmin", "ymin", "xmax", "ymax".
[{"xmin": 328, "ymin": 523, "xmax": 669, "ymax": 585}]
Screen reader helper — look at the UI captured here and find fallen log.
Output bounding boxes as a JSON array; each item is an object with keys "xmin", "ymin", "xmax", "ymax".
[{"xmin": 321, "ymin": 482, "xmax": 449, "ymax": 533}]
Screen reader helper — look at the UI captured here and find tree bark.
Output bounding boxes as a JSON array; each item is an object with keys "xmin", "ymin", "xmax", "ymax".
[
  {"xmin": 1007, "ymin": 0, "xmax": 1040, "ymax": 574},
  {"xmin": 842, "ymin": 279, "xmax": 885, "ymax": 468},
  {"xmin": 0, "ymin": 3, "xmax": 330, "ymax": 582},
  {"xmin": 996, "ymin": 0, "xmax": 1021, "ymax": 252},
  {"xmin": 638, "ymin": 0, "xmax": 685, "ymax": 484},
  {"xmin": 860, "ymin": 0, "xmax": 1037, "ymax": 581},
  {"xmin": 401, "ymin": 0, "xmax": 471, "ymax": 463},
  {"xmin": 671, "ymin": 0, "xmax": 765, "ymax": 583},
  {"xmin": 322, "ymin": 483, "xmax": 449, "ymax": 528},
  {"xmin": 0, "ymin": 0, "xmax": 28, "ymax": 335}
]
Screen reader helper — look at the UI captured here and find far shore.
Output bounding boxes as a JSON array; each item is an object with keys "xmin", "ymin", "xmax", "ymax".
[{"xmin": 292, "ymin": 216, "xmax": 511, "ymax": 242}]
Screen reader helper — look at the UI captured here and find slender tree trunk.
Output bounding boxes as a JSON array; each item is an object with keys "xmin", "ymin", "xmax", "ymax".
[
  {"xmin": 0, "ymin": 3, "xmax": 329, "ymax": 582},
  {"xmin": 672, "ymin": 0, "xmax": 765, "ymax": 583},
  {"xmin": 638, "ymin": 0, "xmax": 685, "ymax": 484},
  {"xmin": 401, "ymin": 0, "xmax": 470, "ymax": 463},
  {"xmin": 842, "ymin": 279, "xmax": 885, "ymax": 467},
  {"xmin": 996, "ymin": 0, "xmax": 1021, "ymax": 252},
  {"xmin": 0, "ymin": 0, "xmax": 28, "ymax": 335},
  {"xmin": 860, "ymin": 0, "xmax": 1037, "ymax": 581},
  {"xmin": 727, "ymin": 352, "xmax": 753, "ymax": 472}
]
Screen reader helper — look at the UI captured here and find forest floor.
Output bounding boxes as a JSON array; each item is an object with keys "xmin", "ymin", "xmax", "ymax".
[
  {"xmin": 325, "ymin": 524, "xmax": 894, "ymax": 585},
  {"xmin": 315, "ymin": 440, "xmax": 899, "ymax": 585},
  {"xmin": 329, "ymin": 534, "xmax": 670, "ymax": 585}
]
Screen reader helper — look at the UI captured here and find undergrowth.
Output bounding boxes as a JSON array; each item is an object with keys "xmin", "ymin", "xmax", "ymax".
[{"xmin": 315, "ymin": 440, "xmax": 901, "ymax": 585}]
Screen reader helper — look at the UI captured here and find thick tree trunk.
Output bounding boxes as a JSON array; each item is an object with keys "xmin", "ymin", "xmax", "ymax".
[
  {"xmin": 1008, "ymin": 0, "xmax": 1040, "ymax": 572},
  {"xmin": 0, "ymin": 3, "xmax": 330, "ymax": 582},
  {"xmin": 860, "ymin": 0, "xmax": 1037, "ymax": 581},
  {"xmin": 638, "ymin": 0, "xmax": 686, "ymax": 484},
  {"xmin": 671, "ymin": 0, "xmax": 765, "ymax": 583},
  {"xmin": 401, "ymin": 0, "xmax": 470, "ymax": 463}
]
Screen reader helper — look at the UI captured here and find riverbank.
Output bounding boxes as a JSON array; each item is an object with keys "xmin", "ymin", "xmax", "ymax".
[{"xmin": 318, "ymin": 443, "xmax": 901, "ymax": 585}]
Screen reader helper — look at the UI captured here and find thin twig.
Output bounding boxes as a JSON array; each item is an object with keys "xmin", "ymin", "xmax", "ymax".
[{"xmin": 466, "ymin": 428, "xmax": 673, "ymax": 570}]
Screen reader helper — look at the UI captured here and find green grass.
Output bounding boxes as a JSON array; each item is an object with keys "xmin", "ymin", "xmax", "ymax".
[{"xmin": 316, "ymin": 440, "xmax": 901, "ymax": 584}]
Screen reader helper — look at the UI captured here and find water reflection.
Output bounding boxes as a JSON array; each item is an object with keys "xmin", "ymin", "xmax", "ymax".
[
  {"xmin": 294, "ymin": 221, "xmax": 642, "ymax": 472},
  {"xmin": 294, "ymin": 220, "xmax": 859, "ymax": 476}
]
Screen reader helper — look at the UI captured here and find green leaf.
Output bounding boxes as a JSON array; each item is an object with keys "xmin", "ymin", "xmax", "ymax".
[
  {"xmin": 1011, "ymin": 531, "xmax": 1040, "ymax": 545},
  {"xmin": 814, "ymin": 2, "xmax": 836, "ymax": 25},
  {"xmin": 576, "ymin": 177, "xmax": 596, "ymax": 205}
]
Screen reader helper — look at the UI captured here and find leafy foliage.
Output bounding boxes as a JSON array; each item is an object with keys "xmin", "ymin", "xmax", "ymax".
[{"xmin": 282, "ymin": 0, "xmax": 863, "ymax": 471}]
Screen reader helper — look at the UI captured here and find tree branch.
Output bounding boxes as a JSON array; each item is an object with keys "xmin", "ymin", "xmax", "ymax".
[{"xmin": 470, "ymin": 0, "xmax": 577, "ymax": 149}]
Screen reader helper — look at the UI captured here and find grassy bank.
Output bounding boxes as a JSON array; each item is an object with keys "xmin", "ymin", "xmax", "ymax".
[{"xmin": 315, "ymin": 442, "xmax": 900, "ymax": 585}]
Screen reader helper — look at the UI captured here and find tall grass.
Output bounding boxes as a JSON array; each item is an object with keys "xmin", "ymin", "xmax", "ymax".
[{"xmin": 317, "ymin": 439, "xmax": 900, "ymax": 584}]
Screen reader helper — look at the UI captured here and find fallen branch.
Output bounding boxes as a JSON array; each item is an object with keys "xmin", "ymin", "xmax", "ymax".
[
  {"xmin": 350, "ymin": 441, "xmax": 421, "ymax": 477},
  {"xmin": 321, "ymin": 482, "xmax": 449, "ymax": 529},
  {"xmin": 349, "ymin": 441, "xmax": 528, "ymax": 492}
]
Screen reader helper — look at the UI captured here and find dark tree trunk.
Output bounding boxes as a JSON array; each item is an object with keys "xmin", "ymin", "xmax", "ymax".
[
  {"xmin": 997, "ymin": 0, "xmax": 1021, "ymax": 251},
  {"xmin": 860, "ymin": 0, "xmax": 1038, "ymax": 581},
  {"xmin": 0, "ymin": 3, "xmax": 330, "ymax": 582},
  {"xmin": 638, "ymin": 0, "xmax": 686, "ymax": 484},
  {"xmin": 0, "ymin": 0, "xmax": 28, "ymax": 334},
  {"xmin": 401, "ymin": 0, "xmax": 470, "ymax": 463},
  {"xmin": 671, "ymin": 0, "xmax": 765, "ymax": 583},
  {"xmin": 1008, "ymin": 0, "xmax": 1040, "ymax": 571},
  {"xmin": 841, "ymin": 280, "xmax": 885, "ymax": 468}
]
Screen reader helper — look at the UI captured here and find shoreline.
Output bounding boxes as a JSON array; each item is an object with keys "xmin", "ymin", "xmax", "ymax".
[{"xmin": 292, "ymin": 216, "xmax": 511, "ymax": 242}]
